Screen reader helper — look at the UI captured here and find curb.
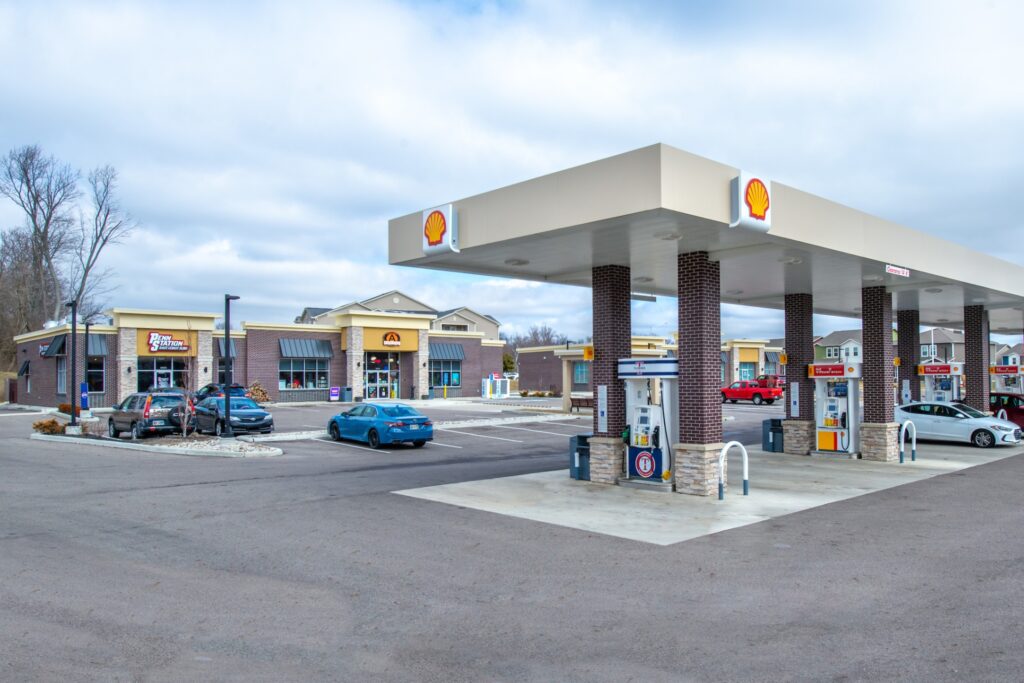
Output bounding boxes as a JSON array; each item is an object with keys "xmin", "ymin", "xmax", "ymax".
[
  {"xmin": 245, "ymin": 430, "xmax": 327, "ymax": 443},
  {"xmin": 29, "ymin": 433, "xmax": 283, "ymax": 457}
]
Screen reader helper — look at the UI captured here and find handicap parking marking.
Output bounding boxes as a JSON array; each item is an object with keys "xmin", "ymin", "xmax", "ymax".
[
  {"xmin": 492, "ymin": 424, "xmax": 578, "ymax": 437},
  {"xmin": 313, "ymin": 437, "xmax": 392, "ymax": 454},
  {"xmin": 436, "ymin": 428, "xmax": 523, "ymax": 443}
]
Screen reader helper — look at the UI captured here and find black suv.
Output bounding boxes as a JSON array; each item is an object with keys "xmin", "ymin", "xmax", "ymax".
[{"xmin": 194, "ymin": 383, "xmax": 250, "ymax": 402}]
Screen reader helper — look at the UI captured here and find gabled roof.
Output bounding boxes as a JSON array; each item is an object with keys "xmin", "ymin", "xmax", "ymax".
[
  {"xmin": 816, "ymin": 329, "xmax": 862, "ymax": 347},
  {"xmin": 434, "ymin": 306, "xmax": 501, "ymax": 326},
  {"xmin": 359, "ymin": 290, "xmax": 436, "ymax": 313},
  {"xmin": 919, "ymin": 327, "xmax": 964, "ymax": 345}
]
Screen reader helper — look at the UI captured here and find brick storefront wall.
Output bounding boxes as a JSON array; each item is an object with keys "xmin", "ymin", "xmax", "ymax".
[
  {"xmin": 244, "ymin": 329, "xmax": 344, "ymax": 402},
  {"xmin": 213, "ymin": 336, "xmax": 249, "ymax": 386},
  {"xmin": 516, "ymin": 351, "xmax": 563, "ymax": 393},
  {"xmin": 963, "ymin": 304, "xmax": 990, "ymax": 412},
  {"xmin": 427, "ymin": 336, "xmax": 504, "ymax": 398},
  {"xmin": 592, "ymin": 265, "xmax": 631, "ymax": 438},
  {"xmin": 677, "ymin": 252, "xmax": 721, "ymax": 444},
  {"xmin": 861, "ymin": 286, "xmax": 894, "ymax": 423},
  {"xmin": 784, "ymin": 293, "xmax": 815, "ymax": 420},
  {"xmin": 896, "ymin": 309, "xmax": 921, "ymax": 402},
  {"xmin": 15, "ymin": 333, "xmax": 119, "ymax": 408}
]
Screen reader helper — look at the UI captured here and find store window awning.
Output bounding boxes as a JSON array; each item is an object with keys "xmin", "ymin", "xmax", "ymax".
[
  {"xmin": 217, "ymin": 338, "xmax": 237, "ymax": 358},
  {"xmin": 765, "ymin": 351, "xmax": 780, "ymax": 364},
  {"xmin": 279, "ymin": 338, "xmax": 333, "ymax": 358},
  {"xmin": 17, "ymin": 360, "xmax": 30, "ymax": 376},
  {"xmin": 720, "ymin": 351, "xmax": 728, "ymax": 364},
  {"xmin": 87, "ymin": 334, "xmax": 108, "ymax": 356},
  {"xmin": 43, "ymin": 334, "xmax": 66, "ymax": 357},
  {"xmin": 429, "ymin": 342, "xmax": 465, "ymax": 361}
]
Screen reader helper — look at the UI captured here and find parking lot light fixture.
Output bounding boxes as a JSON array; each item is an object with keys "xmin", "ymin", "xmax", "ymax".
[{"xmin": 223, "ymin": 294, "xmax": 241, "ymax": 438}]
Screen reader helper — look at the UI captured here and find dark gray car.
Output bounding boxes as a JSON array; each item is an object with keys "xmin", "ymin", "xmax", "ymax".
[
  {"xmin": 108, "ymin": 392, "xmax": 188, "ymax": 439},
  {"xmin": 195, "ymin": 397, "xmax": 274, "ymax": 436}
]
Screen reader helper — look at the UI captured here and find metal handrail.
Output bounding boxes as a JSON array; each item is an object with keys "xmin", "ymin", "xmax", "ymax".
[
  {"xmin": 996, "ymin": 408, "xmax": 1008, "ymax": 420},
  {"xmin": 899, "ymin": 420, "xmax": 917, "ymax": 463},
  {"xmin": 717, "ymin": 440, "xmax": 749, "ymax": 500}
]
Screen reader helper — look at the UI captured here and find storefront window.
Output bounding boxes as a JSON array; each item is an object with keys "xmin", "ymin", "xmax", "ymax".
[
  {"xmin": 429, "ymin": 359, "xmax": 462, "ymax": 387},
  {"xmin": 279, "ymin": 359, "xmax": 328, "ymax": 390},
  {"xmin": 87, "ymin": 357, "xmax": 104, "ymax": 393},
  {"xmin": 56, "ymin": 356, "xmax": 67, "ymax": 394},
  {"xmin": 573, "ymin": 361, "xmax": 589, "ymax": 385},
  {"xmin": 137, "ymin": 357, "xmax": 189, "ymax": 392}
]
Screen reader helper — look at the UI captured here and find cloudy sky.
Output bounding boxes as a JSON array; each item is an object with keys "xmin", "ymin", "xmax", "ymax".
[{"xmin": 1, "ymin": 0, "xmax": 1022, "ymax": 342}]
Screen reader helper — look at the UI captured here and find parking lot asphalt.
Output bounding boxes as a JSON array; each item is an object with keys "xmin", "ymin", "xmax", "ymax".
[{"xmin": 3, "ymin": 405, "xmax": 1021, "ymax": 681}]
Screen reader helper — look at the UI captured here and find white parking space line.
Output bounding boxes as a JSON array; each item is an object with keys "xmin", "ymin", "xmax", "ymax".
[
  {"xmin": 313, "ymin": 437, "xmax": 392, "ymax": 454},
  {"xmin": 427, "ymin": 441, "xmax": 463, "ymax": 449},
  {"xmin": 0, "ymin": 411, "xmax": 47, "ymax": 418},
  {"xmin": 302, "ymin": 424, "xmax": 325, "ymax": 428},
  {"xmin": 437, "ymin": 429, "xmax": 523, "ymax": 443},
  {"xmin": 492, "ymin": 425, "xmax": 577, "ymax": 437}
]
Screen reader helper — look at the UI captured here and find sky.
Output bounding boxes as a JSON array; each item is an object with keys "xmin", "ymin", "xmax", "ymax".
[{"xmin": 1, "ymin": 0, "xmax": 1022, "ymax": 343}]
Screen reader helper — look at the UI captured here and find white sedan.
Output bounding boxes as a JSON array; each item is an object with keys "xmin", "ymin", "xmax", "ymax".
[{"xmin": 896, "ymin": 401, "xmax": 1022, "ymax": 448}]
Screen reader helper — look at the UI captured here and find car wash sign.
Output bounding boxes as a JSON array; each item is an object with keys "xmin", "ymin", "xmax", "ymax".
[
  {"xmin": 422, "ymin": 203, "xmax": 460, "ymax": 255},
  {"xmin": 730, "ymin": 171, "xmax": 772, "ymax": 233}
]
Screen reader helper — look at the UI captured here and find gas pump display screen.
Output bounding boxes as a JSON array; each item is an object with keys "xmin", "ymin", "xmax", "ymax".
[
  {"xmin": 829, "ymin": 382, "xmax": 848, "ymax": 398},
  {"xmin": 638, "ymin": 415, "xmax": 648, "ymax": 424}
]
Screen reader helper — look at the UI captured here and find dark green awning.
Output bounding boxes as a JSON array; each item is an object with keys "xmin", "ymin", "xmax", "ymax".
[
  {"xmin": 87, "ymin": 334, "xmax": 108, "ymax": 356},
  {"xmin": 17, "ymin": 360, "xmax": 30, "ymax": 376},
  {"xmin": 429, "ymin": 342, "xmax": 465, "ymax": 361},
  {"xmin": 279, "ymin": 338, "xmax": 333, "ymax": 358},
  {"xmin": 217, "ymin": 337, "xmax": 237, "ymax": 358},
  {"xmin": 42, "ymin": 334, "xmax": 66, "ymax": 357},
  {"xmin": 764, "ymin": 351, "xmax": 781, "ymax": 364}
]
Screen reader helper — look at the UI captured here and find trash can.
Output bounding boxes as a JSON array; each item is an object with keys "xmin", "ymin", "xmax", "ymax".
[
  {"xmin": 569, "ymin": 433, "xmax": 592, "ymax": 480},
  {"xmin": 762, "ymin": 418, "xmax": 784, "ymax": 452},
  {"xmin": 341, "ymin": 386, "xmax": 353, "ymax": 402},
  {"xmin": 427, "ymin": 387, "xmax": 435, "ymax": 399}
]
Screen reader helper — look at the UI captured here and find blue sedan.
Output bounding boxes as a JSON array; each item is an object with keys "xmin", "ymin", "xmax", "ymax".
[{"xmin": 328, "ymin": 402, "xmax": 433, "ymax": 449}]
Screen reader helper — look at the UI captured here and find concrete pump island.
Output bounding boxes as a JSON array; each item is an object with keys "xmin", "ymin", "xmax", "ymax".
[{"xmin": 389, "ymin": 143, "xmax": 1024, "ymax": 538}]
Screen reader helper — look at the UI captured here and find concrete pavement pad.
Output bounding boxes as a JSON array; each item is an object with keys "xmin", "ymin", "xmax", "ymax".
[{"xmin": 395, "ymin": 443, "xmax": 1023, "ymax": 545}]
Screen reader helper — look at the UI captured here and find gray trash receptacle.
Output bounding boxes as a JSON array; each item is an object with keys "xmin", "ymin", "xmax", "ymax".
[
  {"xmin": 569, "ymin": 433, "xmax": 592, "ymax": 480},
  {"xmin": 763, "ymin": 418, "xmax": 784, "ymax": 452},
  {"xmin": 341, "ymin": 387, "xmax": 353, "ymax": 402}
]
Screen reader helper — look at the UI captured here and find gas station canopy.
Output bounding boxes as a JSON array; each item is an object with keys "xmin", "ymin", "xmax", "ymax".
[{"xmin": 389, "ymin": 144, "xmax": 1024, "ymax": 333}]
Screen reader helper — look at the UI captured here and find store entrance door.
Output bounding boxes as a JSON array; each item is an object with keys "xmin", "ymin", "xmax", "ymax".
[{"xmin": 365, "ymin": 352, "xmax": 400, "ymax": 399}]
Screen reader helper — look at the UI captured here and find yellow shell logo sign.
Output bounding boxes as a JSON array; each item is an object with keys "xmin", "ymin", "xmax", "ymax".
[
  {"xmin": 424, "ymin": 210, "xmax": 447, "ymax": 247},
  {"xmin": 744, "ymin": 178, "xmax": 770, "ymax": 220}
]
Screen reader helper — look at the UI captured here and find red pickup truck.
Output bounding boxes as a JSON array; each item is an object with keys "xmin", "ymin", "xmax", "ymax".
[{"xmin": 721, "ymin": 380, "xmax": 784, "ymax": 405}]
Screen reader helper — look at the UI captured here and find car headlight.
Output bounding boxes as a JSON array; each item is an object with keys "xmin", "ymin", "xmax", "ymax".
[
  {"xmin": 229, "ymin": 416, "xmax": 240, "ymax": 422},
  {"xmin": 991, "ymin": 424, "xmax": 1013, "ymax": 432}
]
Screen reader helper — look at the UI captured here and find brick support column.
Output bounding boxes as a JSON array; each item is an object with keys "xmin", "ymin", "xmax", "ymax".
[
  {"xmin": 861, "ymin": 286, "xmax": 898, "ymax": 461},
  {"xmin": 963, "ymin": 305, "xmax": 990, "ymax": 413},
  {"xmin": 588, "ymin": 265, "xmax": 630, "ymax": 484},
  {"xmin": 896, "ymin": 309, "xmax": 921, "ymax": 403},
  {"xmin": 414, "ymin": 330, "xmax": 430, "ymax": 399},
  {"xmin": 674, "ymin": 252, "xmax": 724, "ymax": 496},
  {"xmin": 196, "ymin": 330, "xmax": 213, "ymax": 391},
  {"xmin": 783, "ymin": 293, "xmax": 815, "ymax": 455},
  {"xmin": 346, "ymin": 327, "xmax": 364, "ymax": 400},
  {"xmin": 117, "ymin": 327, "xmax": 137, "ymax": 403}
]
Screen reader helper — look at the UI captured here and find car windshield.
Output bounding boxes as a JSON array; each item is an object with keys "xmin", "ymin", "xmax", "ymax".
[
  {"xmin": 951, "ymin": 403, "xmax": 984, "ymax": 418},
  {"xmin": 379, "ymin": 405, "xmax": 420, "ymax": 418},
  {"xmin": 217, "ymin": 398, "xmax": 260, "ymax": 410}
]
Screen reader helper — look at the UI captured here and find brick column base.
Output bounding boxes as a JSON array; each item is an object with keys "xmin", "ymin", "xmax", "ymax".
[
  {"xmin": 782, "ymin": 420, "xmax": 814, "ymax": 455},
  {"xmin": 860, "ymin": 422, "xmax": 900, "ymax": 462},
  {"xmin": 673, "ymin": 442, "xmax": 726, "ymax": 496},
  {"xmin": 588, "ymin": 437, "xmax": 624, "ymax": 485}
]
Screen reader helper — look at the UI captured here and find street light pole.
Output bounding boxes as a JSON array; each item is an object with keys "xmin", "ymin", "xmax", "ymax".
[
  {"xmin": 222, "ymin": 294, "xmax": 240, "ymax": 437},
  {"xmin": 65, "ymin": 300, "xmax": 78, "ymax": 427}
]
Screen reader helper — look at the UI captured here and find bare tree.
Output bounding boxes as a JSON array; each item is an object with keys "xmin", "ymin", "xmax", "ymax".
[
  {"xmin": 508, "ymin": 324, "xmax": 570, "ymax": 349},
  {"xmin": 66, "ymin": 165, "xmax": 136, "ymax": 317},
  {"xmin": 0, "ymin": 145, "xmax": 79, "ymax": 322}
]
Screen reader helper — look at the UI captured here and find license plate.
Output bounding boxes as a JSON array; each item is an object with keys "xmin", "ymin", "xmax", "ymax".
[
  {"xmin": 152, "ymin": 420, "xmax": 165, "ymax": 426},
  {"xmin": 409, "ymin": 424, "xmax": 419, "ymax": 430}
]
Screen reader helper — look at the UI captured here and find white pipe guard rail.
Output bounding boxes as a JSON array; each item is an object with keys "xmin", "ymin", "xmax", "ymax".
[
  {"xmin": 717, "ymin": 440, "xmax": 749, "ymax": 500},
  {"xmin": 899, "ymin": 420, "xmax": 917, "ymax": 463},
  {"xmin": 996, "ymin": 408, "xmax": 1008, "ymax": 420}
]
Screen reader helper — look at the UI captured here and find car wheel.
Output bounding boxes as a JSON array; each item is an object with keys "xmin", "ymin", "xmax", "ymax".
[
  {"xmin": 752, "ymin": 394, "xmax": 763, "ymax": 405},
  {"xmin": 329, "ymin": 422, "xmax": 341, "ymax": 441},
  {"xmin": 214, "ymin": 420, "xmax": 223, "ymax": 437},
  {"xmin": 367, "ymin": 429, "xmax": 381, "ymax": 449},
  {"xmin": 413, "ymin": 440, "xmax": 426, "ymax": 448},
  {"xmin": 108, "ymin": 420, "xmax": 120, "ymax": 438},
  {"xmin": 721, "ymin": 393, "xmax": 727, "ymax": 404},
  {"xmin": 971, "ymin": 429, "xmax": 995, "ymax": 448},
  {"xmin": 131, "ymin": 422, "xmax": 141, "ymax": 440}
]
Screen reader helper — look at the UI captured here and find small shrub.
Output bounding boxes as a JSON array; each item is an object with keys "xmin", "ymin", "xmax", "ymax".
[
  {"xmin": 519, "ymin": 390, "xmax": 529, "ymax": 397},
  {"xmin": 33, "ymin": 418, "xmax": 65, "ymax": 435},
  {"xmin": 249, "ymin": 381, "xmax": 271, "ymax": 403},
  {"xmin": 57, "ymin": 403, "xmax": 81, "ymax": 417}
]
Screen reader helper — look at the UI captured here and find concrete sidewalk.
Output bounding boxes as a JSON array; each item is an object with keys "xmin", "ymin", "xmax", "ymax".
[{"xmin": 396, "ymin": 443, "xmax": 1024, "ymax": 546}]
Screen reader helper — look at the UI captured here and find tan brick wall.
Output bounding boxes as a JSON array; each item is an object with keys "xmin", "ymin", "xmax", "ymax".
[
  {"xmin": 861, "ymin": 422, "xmax": 899, "ymax": 462},
  {"xmin": 588, "ymin": 436, "xmax": 624, "ymax": 485},
  {"xmin": 782, "ymin": 419, "xmax": 814, "ymax": 455},
  {"xmin": 674, "ymin": 442, "xmax": 726, "ymax": 496}
]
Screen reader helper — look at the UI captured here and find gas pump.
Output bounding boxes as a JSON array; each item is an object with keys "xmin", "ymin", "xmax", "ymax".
[
  {"xmin": 809, "ymin": 363, "xmax": 861, "ymax": 455},
  {"xmin": 918, "ymin": 362, "xmax": 963, "ymax": 402},
  {"xmin": 618, "ymin": 358, "xmax": 678, "ymax": 482},
  {"xmin": 990, "ymin": 364, "xmax": 1022, "ymax": 392}
]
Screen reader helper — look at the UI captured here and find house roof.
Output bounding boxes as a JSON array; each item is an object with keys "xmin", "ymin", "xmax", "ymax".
[
  {"xmin": 816, "ymin": 329, "xmax": 862, "ymax": 347},
  {"xmin": 434, "ymin": 306, "xmax": 502, "ymax": 326}
]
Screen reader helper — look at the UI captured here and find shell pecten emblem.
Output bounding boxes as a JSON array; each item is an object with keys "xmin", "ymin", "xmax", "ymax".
[
  {"xmin": 744, "ymin": 178, "xmax": 770, "ymax": 220},
  {"xmin": 423, "ymin": 210, "xmax": 447, "ymax": 247}
]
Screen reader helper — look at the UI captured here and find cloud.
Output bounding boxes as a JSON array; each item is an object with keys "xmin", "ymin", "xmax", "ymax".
[{"xmin": 0, "ymin": 0, "xmax": 1022, "ymax": 341}]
